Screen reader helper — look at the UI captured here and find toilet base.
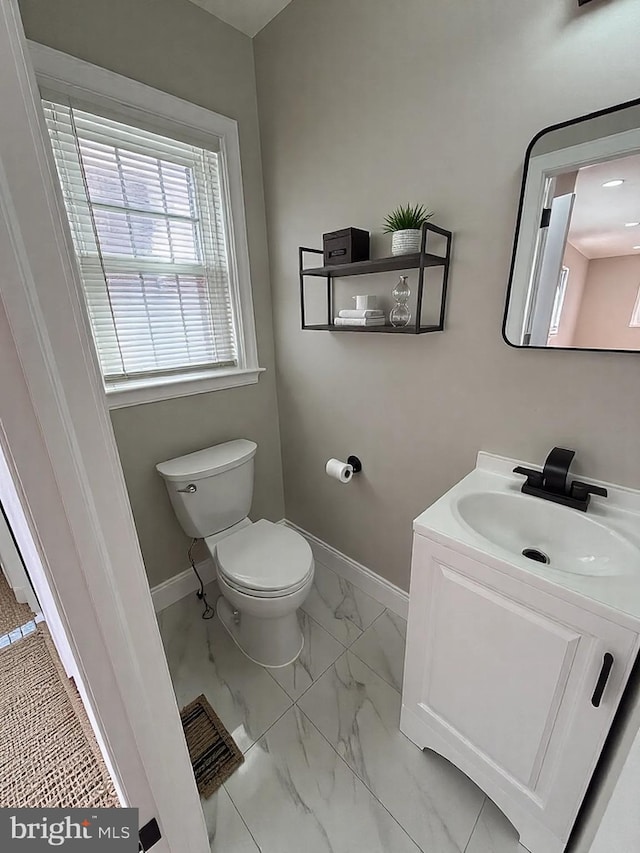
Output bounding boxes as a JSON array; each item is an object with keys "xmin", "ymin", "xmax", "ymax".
[{"xmin": 216, "ymin": 596, "xmax": 304, "ymax": 669}]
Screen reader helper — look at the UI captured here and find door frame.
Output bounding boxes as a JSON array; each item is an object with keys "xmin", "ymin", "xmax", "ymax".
[
  {"xmin": 0, "ymin": 2, "xmax": 208, "ymax": 849},
  {"xmin": 0, "ymin": 499, "xmax": 39, "ymax": 615}
]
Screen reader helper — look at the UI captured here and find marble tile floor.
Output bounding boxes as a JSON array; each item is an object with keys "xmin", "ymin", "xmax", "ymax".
[{"xmin": 158, "ymin": 561, "xmax": 528, "ymax": 853}]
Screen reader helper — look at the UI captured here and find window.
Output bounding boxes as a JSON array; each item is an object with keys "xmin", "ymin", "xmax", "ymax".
[
  {"xmin": 630, "ymin": 286, "xmax": 640, "ymax": 328},
  {"xmin": 32, "ymin": 44, "xmax": 261, "ymax": 407},
  {"xmin": 548, "ymin": 266, "xmax": 569, "ymax": 336}
]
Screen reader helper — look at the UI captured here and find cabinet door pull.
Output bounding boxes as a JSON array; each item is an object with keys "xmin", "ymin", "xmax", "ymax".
[{"xmin": 591, "ymin": 653, "xmax": 614, "ymax": 708}]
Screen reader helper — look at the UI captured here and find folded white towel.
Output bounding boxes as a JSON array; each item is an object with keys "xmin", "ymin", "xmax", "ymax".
[
  {"xmin": 338, "ymin": 309, "xmax": 385, "ymax": 319},
  {"xmin": 333, "ymin": 317, "xmax": 386, "ymax": 327}
]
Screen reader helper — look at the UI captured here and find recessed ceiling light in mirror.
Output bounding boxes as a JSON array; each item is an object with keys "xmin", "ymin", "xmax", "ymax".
[
  {"xmin": 602, "ymin": 179, "xmax": 624, "ymax": 187},
  {"xmin": 624, "ymin": 222, "xmax": 640, "ymax": 227}
]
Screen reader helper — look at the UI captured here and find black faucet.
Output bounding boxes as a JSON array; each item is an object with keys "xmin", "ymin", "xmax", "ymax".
[{"xmin": 513, "ymin": 447, "xmax": 607, "ymax": 512}]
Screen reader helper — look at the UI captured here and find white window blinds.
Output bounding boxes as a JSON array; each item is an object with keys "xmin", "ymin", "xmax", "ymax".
[{"xmin": 43, "ymin": 100, "xmax": 238, "ymax": 382}]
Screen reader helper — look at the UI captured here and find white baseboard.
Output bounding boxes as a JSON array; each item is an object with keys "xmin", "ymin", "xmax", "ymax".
[
  {"xmin": 283, "ymin": 520, "xmax": 409, "ymax": 620},
  {"xmin": 151, "ymin": 523, "xmax": 409, "ymax": 620},
  {"xmin": 151, "ymin": 558, "xmax": 216, "ymax": 612}
]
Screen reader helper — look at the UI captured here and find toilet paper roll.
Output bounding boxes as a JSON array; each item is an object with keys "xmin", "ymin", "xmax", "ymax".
[{"xmin": 325, "ymin": 458, "xmax": 353, "ymax": 484}]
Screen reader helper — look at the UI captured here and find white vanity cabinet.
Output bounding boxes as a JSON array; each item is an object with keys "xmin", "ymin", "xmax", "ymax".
[{"xmin": 400, "ymin": 534, "xmax": 640, "ymax": 853}]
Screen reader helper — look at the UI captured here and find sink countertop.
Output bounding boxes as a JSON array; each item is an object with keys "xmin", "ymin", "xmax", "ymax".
[{"xmin": 414, "ymin": 452, "xmax": 640, "ymax": 630}]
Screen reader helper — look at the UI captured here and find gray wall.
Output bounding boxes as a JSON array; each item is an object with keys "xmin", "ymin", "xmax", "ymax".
[
  {"xmin": 19, "ymin": 0, "xmax": 284, "ymax": 587},
  {"xmin": 255, "ymin": 0, "xmax": 640, "ymax": 591}
]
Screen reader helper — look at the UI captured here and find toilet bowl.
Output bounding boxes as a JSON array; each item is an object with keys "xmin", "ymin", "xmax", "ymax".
[
  {"xmin": 156, "ymin": 440, "xmax": 314, "ymax": 669},
  {"xmin": 210, "ymin": 519, "xmax": 314, "ymax": 667}
]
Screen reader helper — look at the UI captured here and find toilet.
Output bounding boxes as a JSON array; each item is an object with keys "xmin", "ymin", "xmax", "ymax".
[{"xmin": 156, "ymin": 439, "xmax": 314, "ymax": 668}]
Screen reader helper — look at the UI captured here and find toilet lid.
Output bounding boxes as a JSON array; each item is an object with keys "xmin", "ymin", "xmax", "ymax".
[{"xmin": 215, "ymin": 520, "xmax": 313, "ymax": 593}]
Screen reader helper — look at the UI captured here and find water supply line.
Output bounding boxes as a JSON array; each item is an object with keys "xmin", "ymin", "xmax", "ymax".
[{"xmin": 188, "ymin": 539, "xmax": 215, "ymax": 620}]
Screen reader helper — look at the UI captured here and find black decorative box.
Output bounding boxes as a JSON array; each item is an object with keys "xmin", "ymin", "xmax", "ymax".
[{"xmin": 323, "ymin": 228, "xmax": 370, "ymax": 266}]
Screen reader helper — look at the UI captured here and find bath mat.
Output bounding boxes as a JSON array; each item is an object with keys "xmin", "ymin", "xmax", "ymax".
[
  {"xmin": 0, "ymin": 571, "xmax": 34, "ymax": 636},
  {"xmin": 0, "ymin": 625, "xmax": 119, "ymax": 808},
  {"xmin": 180, "ymin": 694, "xmax": 244, "ymax": 798}
]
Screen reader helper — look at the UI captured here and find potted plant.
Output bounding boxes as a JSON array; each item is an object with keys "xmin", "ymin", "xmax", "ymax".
[{"xmin": 383, "ymin": 203, "xmax": 433, "ymax": 256}]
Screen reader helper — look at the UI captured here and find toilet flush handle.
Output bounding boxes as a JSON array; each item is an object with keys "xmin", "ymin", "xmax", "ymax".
[{"xmin": 177, "ymin": 483, "xmax": 197, "ymax": 494}]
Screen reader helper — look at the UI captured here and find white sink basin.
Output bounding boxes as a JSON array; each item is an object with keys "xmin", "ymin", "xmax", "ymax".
[
  {"xmin": 414, "ymin": 451, "xmax": 640, "ymax": 626},
  {"xmin": 454, "ymin": 491, "xmax": 638, "ymax": 577}
]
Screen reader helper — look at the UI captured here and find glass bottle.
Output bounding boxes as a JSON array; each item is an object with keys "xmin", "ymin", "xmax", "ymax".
[{"xmin": 390, "ymin": 275, "xmax": 411, "ymax": 327}]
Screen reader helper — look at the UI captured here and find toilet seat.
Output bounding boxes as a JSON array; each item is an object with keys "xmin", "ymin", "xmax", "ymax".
[
  {"xmin": 214, "ymin": 519, "xmax": 313, "ymax": 598},
  {"xmin": 218, "ymin": 569, "xmax": 313, "ymax": 599}
]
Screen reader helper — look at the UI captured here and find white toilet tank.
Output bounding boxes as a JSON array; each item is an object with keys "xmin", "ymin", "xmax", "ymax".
[{"xmin": 156, "ymin": 439, "xmax": 257, "ymax": 539}]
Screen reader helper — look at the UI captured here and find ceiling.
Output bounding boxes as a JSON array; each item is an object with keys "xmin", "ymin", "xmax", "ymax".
[
  {"xmin": 568, "ymin": 153, "xmax": 640, "ymax": 259},
  {"xmin": 187, "ymin": 0, "xmax": 295, "ymax": 37}
]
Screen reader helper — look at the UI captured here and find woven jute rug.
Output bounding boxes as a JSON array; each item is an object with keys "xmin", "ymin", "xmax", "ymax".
[
  {"xmin": 0, "ymin": 625, "xmax": 119, "ymax": 808},
  {"xmin": 0, "ymin": 571, "xmax": 33, "ymax": 636},
  {"xmin": 180, "ymin": 694, "xmax": 244, "ymax": 798}
]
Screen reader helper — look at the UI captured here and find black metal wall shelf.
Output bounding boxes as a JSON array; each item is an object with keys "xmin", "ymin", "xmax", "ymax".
[
  {"xmin": 302, "ymin": 252, "xmax": 446, "ymax": 278},
  {"xmin": 299, "ymin": 222, "xmax": 452, "ymax": 334},
  {"xmin": 302, "ymin": 323, "xmax": 443, "ymax": 334}
]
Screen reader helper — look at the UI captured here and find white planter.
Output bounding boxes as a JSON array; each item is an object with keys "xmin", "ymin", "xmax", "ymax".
[{"xmin": 391, "ymin": 229, "xmax": 422, "ymax": 256}]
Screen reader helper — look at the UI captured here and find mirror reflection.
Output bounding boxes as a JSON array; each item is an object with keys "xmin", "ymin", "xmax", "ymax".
[{"xmin": 504, "ymin": 101, "xmax": 640, "ymax": 351}]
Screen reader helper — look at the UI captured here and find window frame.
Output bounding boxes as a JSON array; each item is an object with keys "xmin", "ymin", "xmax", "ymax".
[
  {"xmin": 548, "ymin": 265, "xmax": 569, "ymax": 337},
  {"xmin": 29, "ymin": 41, "xmax": 263, "ymax": 408},
  {"xmin": 630, "ymin": 285, "xmax": 640, "ymax": 328}
]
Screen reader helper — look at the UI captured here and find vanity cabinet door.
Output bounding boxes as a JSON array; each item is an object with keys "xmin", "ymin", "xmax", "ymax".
[{"xmin": 400, "ymin": 534, "xmax": 639, "ymax": 853}]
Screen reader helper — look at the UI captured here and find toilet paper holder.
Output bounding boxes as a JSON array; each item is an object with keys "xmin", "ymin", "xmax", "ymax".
[
  {"xmin": 347, "ymin": 455, "xmax": 362, "ymax": 474},
  {"xmin": 326, "ymin": 455, "xmax": 363, "ymax": 485}
]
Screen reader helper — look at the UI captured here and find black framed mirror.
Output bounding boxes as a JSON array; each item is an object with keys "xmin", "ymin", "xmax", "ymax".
[{"xmin": 504, "ymin": 97, "xmax": 640, "ymax": 353}]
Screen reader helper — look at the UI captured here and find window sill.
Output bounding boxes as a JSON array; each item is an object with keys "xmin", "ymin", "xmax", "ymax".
[{"xmin": 105, "ymin": 367, "xmax": 265, "ymax": 409}]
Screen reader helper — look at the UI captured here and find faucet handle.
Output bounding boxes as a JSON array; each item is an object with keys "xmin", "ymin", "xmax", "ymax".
[
  {"xmin": 542, "ymin": 447, "xmax": 575, "ymax": 495},
  {"xmin": 513, "ymin": 466, "xmax": 544, "ymax": 488},
  {"xmin": 571, "ymin": 481, "xmax": 608, "ymax": 502}
]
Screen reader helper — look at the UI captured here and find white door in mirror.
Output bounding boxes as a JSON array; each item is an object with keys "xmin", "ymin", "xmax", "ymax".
[
  {"xmin": 401, "ymin": 535, "xmax": 639, "ymax": 853},
  {"xmin": 528, "ymin": 193, "xmax": 575, "ymax": 346}
]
